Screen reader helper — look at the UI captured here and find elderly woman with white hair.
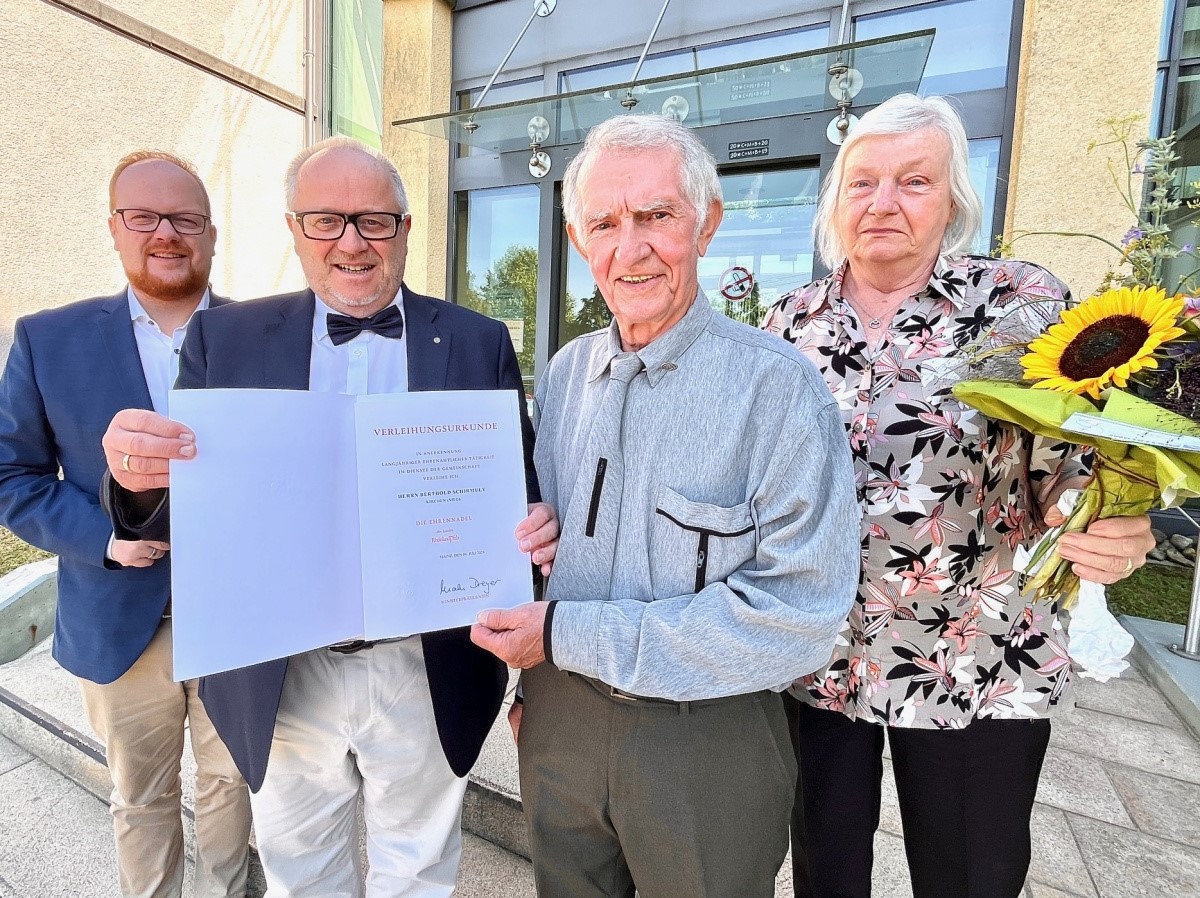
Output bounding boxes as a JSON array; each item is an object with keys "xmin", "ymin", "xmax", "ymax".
[{"xmin": 763, "ymin": 93, "xmax": 1155, "ymax": 898}]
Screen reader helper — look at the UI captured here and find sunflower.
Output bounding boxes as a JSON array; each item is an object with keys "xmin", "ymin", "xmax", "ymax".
[{"xmin": 1020, "ymin": 285, "xmax": 1187, "ymax": 399}]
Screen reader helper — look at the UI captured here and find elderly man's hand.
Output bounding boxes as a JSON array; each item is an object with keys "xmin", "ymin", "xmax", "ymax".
[
  {"xmin": 103, "ymin": 409, "xmax": 195, "ymax": 492},
  {"xmin": 1050, "ymin": 510, "xmax": 1155, "ymax": 584},
  {"xmin": 518, "ymin": 502, "xmax": 559, "ymax": 577},
  {"xmin": 470, "ymin": 601, "xmax": 549, "ymax": 669}
]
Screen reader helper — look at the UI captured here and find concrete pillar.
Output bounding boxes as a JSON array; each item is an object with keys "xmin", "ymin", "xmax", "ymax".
[
  {"xmin": 382, "ymin": 0, "xmax": 453, "ymax": 298},
  {"xmin": 1004, "ymin": 0, "xmax": 1167, "ymax": 297}
]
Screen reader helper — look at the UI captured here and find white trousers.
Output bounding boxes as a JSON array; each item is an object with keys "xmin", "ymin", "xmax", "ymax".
[{"xmin": 250, "ymin": 638, "xmax": 467, "ymax": 898}]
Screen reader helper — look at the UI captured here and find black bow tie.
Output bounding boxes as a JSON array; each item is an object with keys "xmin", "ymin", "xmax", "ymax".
[{"xmin": 326, "ymin": 305, "xmax": 405, "ymax": 346}]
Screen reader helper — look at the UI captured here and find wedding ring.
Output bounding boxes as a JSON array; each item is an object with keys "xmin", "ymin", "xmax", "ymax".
[
  {"xmin": 121, "ymin": 453, "xmax": 132, "ymax": 473},
  {"xmin": 1122, "ymin": 556, "xmax": 1134, "ymax": 576},
  {"xmin": 148, "ymin": 548, "xmax": 159, "ymax": 560}
]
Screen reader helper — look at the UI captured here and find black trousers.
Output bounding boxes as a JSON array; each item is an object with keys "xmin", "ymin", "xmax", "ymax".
[{"xmin": 785, "ymin": 698, "xmax": 1051, "ymax": 898}]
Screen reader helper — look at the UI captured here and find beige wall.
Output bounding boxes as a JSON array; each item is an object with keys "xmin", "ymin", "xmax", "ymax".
[
  {"xmin": 0, "ymin": 0, "xmax": 306, "ymax": 355},
  {"xmin": 382, "ymin": 0, "xmax": 452, "ymax": 298},
  {"xmin": 1006, "ymin": 0, "xmax": 1166, "ymax": 298},
  {"xmin": 100, "ymin": 0, "xmax": 304, "ymax": 93}
]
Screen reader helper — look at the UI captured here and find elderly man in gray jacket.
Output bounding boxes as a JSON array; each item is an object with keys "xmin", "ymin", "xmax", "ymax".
[{"xmin": 471, "ymin": 114, "xmax": 859, "ymax": 898}]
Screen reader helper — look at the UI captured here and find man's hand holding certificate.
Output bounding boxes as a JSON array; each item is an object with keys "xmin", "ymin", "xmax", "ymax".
[{"xmin": 107, "ymin": 389, "xmax": 555, "ymax": 680}]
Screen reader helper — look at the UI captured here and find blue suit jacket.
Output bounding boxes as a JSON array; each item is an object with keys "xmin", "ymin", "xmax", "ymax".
[
  {"xmin": 107, "ymin": 285, "xmax": 539, "ymax": 791},
  {"xmin": 0, "ymin": 291, "xmax": 230, "ymax": 684}
]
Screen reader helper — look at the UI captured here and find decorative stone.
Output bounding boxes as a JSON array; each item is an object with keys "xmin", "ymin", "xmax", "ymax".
[
  {"xmin": 1165, "ymin": 546, "xmax": 1192, "ymax": 566},
  {"xmin": 1149, "ymin": 546, "xmax": 1166, "ymax": 561},
  {"xmin": 1170, "ymin": 533, "xmax": 1195, "ymax": 550},
  {"xmin": 1151, "ymin": 528, "xmax": 1166, "ymax": 543}
]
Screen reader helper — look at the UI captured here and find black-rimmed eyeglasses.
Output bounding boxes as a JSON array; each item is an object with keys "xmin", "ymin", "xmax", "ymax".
[
  {"xmin": 112, "ymin": 209, "xmax": 210, "ymax": 235},
  {"xmin": 290, "ymin": 211, "xmax": 408, "ymax": 241}
]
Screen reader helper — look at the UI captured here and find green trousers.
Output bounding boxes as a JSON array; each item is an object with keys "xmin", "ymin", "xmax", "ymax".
[{"xmin": 518, "ymin": 662, "xmax": 795, "ymax": 898}]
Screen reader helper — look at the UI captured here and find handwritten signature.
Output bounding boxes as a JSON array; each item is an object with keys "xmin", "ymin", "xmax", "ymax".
[{"xmin": 440, "ymin": 576, "xmax": 502, "ymax": 598}]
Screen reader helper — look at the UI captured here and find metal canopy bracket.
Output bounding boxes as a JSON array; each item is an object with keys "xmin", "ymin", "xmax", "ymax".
[
  {"xmin": 463, "ymin": 0, "xmax": 556, "ymax": 134},
  {"xmin": 392, "ymin": 30, "xmax": 934, "ymax": 155},
  {"xmin": 620, "ymin": 0, "xmax": 674, "ymax": 111}
]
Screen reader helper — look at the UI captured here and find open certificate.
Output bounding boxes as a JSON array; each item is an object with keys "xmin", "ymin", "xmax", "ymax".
[{"xmin": 167, "ymin": 388, "xmax": 532, "ymax": 680}]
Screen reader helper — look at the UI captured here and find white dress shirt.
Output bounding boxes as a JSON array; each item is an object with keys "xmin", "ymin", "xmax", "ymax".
[
  {"xmin": 309, "ymin": 290, "xmax": 409, "ymax": 396},
  {"xmin": 127, "ymin": 286, "xmax": 211, "ymax": 415},
  {"xmin": 114, "ymin": 287, "xmax": 211, "ymax": 558}
]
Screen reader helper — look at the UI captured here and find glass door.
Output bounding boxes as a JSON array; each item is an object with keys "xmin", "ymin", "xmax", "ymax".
[
  {"xmin": 700, "ymin": 166, "xmax": 821, "ymax": 325},
  {"xmin": 454, "ymin": 185, "xmax": 541, "ymax": 400}
]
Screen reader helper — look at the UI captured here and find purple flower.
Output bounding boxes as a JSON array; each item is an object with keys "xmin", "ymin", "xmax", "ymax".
[
  {"xmin": 1182, "ymin": 243, "xmax": 1195, "ymax": 254},
  {"xmin": 1184, "ymin": 295, "xmax": 1200, "ymax": 315},
  {"xmin": 1132, "ymin": 163, "xmax": 1145, "ymax": 174},
  {"xmin": 1122, "ymin": 227, "xmax": 1145, "ymax": 246}
]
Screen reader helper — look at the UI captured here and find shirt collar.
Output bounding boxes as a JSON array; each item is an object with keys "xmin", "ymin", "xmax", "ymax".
[
  {"xmin": 312, "ymin": 286, "xmax": 406, "ymax": 344},
  {"xmin": 126, "ymin": 285, "xmax": 211, "ymax": 328},
  {"xmin": 827, "ymin": 255, "xmax": 969, "ymax": 312},
  {"xmin": 585, "ymin": 290, "xmax": 714, "ymax": 387}
]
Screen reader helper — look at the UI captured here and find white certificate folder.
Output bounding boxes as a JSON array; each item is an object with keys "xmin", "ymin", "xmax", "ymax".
[{"xmin": 167, "ymin": 388, "xmax": 532, "ymax": 681}]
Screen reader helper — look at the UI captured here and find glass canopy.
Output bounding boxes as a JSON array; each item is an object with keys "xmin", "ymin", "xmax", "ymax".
[{"xmin": 392, "ymin": 29, "xmax": 934, "ymax": 153}]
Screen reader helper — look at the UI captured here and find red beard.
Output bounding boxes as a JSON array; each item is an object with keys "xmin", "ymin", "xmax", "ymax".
[{"xmin": 126, "ymin": 243, "xmax": 209, "ymax": 301}]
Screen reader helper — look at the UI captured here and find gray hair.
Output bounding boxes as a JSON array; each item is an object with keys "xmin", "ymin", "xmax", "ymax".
[
  {"xmin": 813, "ymin": 93, "xmax": 983, "ymax": 269},
  {"xmin": 284, "ymin": 136, "xmax": 410, "ymax": 215},
  {"xmin": 562, "ymin": 114, "xmax": 722, "ymax": 236}
]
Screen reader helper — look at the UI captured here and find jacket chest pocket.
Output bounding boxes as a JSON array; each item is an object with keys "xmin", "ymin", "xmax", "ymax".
[{"xmin": 650, "ymin": 486, "xmax": 757, "ymax": 599}]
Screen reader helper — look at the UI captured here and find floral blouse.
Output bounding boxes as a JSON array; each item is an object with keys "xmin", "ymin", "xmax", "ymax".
[{"xmin": 763, "ymin": 256, "xmax": 1090, "ymax": 728}]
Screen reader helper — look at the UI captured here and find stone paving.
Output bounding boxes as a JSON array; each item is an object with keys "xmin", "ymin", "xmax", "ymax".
[
  {"xmin": 796, "ymin": 662, "xmax": 1200, "ymax": 898},
  {"xmin": 2, "ymin": 644, "xmax": 1199, "ymax": 897},
  {"xmin": 0, "ymin": 732, "xmax": 536, "ymax": 898}
]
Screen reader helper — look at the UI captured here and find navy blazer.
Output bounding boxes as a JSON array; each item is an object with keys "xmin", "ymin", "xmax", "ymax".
[
  {"xmin": 0, "ymin": 291, "xmax": 230, "ymax": 684},
  {"xmin": 107, "ymin": 285, "xmax": 539, "ymax": 791}
]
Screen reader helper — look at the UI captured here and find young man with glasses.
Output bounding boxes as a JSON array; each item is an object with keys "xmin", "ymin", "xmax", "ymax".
[
  {"xmin": 0, "ymin": 151, "xmax": 251, "ymax": 897},
  {"xmin": 99, "ymin": 137, "xmax": 558, "ymax": 897}
]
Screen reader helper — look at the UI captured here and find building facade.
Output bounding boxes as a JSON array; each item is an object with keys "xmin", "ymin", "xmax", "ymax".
[
  {"xmin": 1, "ymin": 0, "xmax": 1177, "ymax": 377},
  {"xmin": 0, "ymin": 0, "xmax": 386, "ymax": 356},
  {"xmin": 385, "ymin": 0, "xmax": 1167, "ymax": 398}
]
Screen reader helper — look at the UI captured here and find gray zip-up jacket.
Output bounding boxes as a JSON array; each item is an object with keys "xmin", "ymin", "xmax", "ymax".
[{"xmin": 534, "ymin": 294, "xmax": 861, "ymax": 701}]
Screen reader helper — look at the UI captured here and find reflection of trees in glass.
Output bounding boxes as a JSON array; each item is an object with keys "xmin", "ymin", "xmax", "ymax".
[
  {"xmin": 462, "ymin": 245, "xmax": 538, "ymax": 377},
  {"xmin": 723, "ymin": 280, "xmax": 764, "ymax": 327},
  {"xmin": 561, "ymin": 286, "xmax": 612, "ymax": 345}
]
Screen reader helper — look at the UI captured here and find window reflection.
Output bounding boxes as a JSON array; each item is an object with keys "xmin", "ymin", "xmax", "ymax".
[
  {"xmin": 454, "ymin": 186, "xmax": 541, "ymax": 397},
  {"xmin": 1185, "ymin": 0, "xmax": 1200, "ymax": 58},
  {"xmin": 560, "ymin": 241, "xmax": 612, "ymax": 349},
  {"xmin": 330, "ymin": 0, "xmax": 384, "ymax": 146},
  {"xmin": 702, "ymin": 167, "xmax": 821, "ymax": 324},
  {"xmin": 558, "ymin": 25, "xmax": 829, "ymax": 94},
  {"xmin": 968, "ymin": 137, "xmax": 1002, "ymax": 255},
  {"xmin": 1176, "ymin": 66, "xmax": 1200, "ymax": 131},
  {"xmin": 854, "ymin": 0, "xmax": 1014, "ymax": 94}
]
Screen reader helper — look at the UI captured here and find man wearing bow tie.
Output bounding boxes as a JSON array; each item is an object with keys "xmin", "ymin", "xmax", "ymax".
[{"xmin": 100, "ymin": 137, "xmax": 557, "ymax": 897}]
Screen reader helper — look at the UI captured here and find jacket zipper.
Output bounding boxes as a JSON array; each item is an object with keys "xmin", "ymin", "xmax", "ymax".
[{"xmin": 585, "ymin": 458, "xmax": 608, "ymax": 537}]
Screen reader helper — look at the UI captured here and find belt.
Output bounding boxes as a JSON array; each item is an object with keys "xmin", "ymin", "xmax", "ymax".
[
  {"xmin": 574, "ymin": 673, "xmax": 753, "ymax": 714},
  {"xmin": 327, "ymin": 637, "xmax": 405, "ymax": 654}
]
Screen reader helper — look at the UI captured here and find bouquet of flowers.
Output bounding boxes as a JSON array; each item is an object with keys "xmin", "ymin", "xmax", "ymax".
[
  {"xmin": 953, "ymin": 285, "xmax": 1200, "ymax": 608},
  {"xmin": 949, "ymin": 120, "xmax": 1200, "ymax": 679}
]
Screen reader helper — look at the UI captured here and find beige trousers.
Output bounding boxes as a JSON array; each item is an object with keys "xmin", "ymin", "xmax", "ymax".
[{"xmin": 80, "ymin": 619, "xmax": 252, "ymax": 898}]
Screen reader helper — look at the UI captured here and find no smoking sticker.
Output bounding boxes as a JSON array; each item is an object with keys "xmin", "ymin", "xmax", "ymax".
[{"xmin": 719, "ymin": 266, "xmax": 755, "ymax": 302}]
